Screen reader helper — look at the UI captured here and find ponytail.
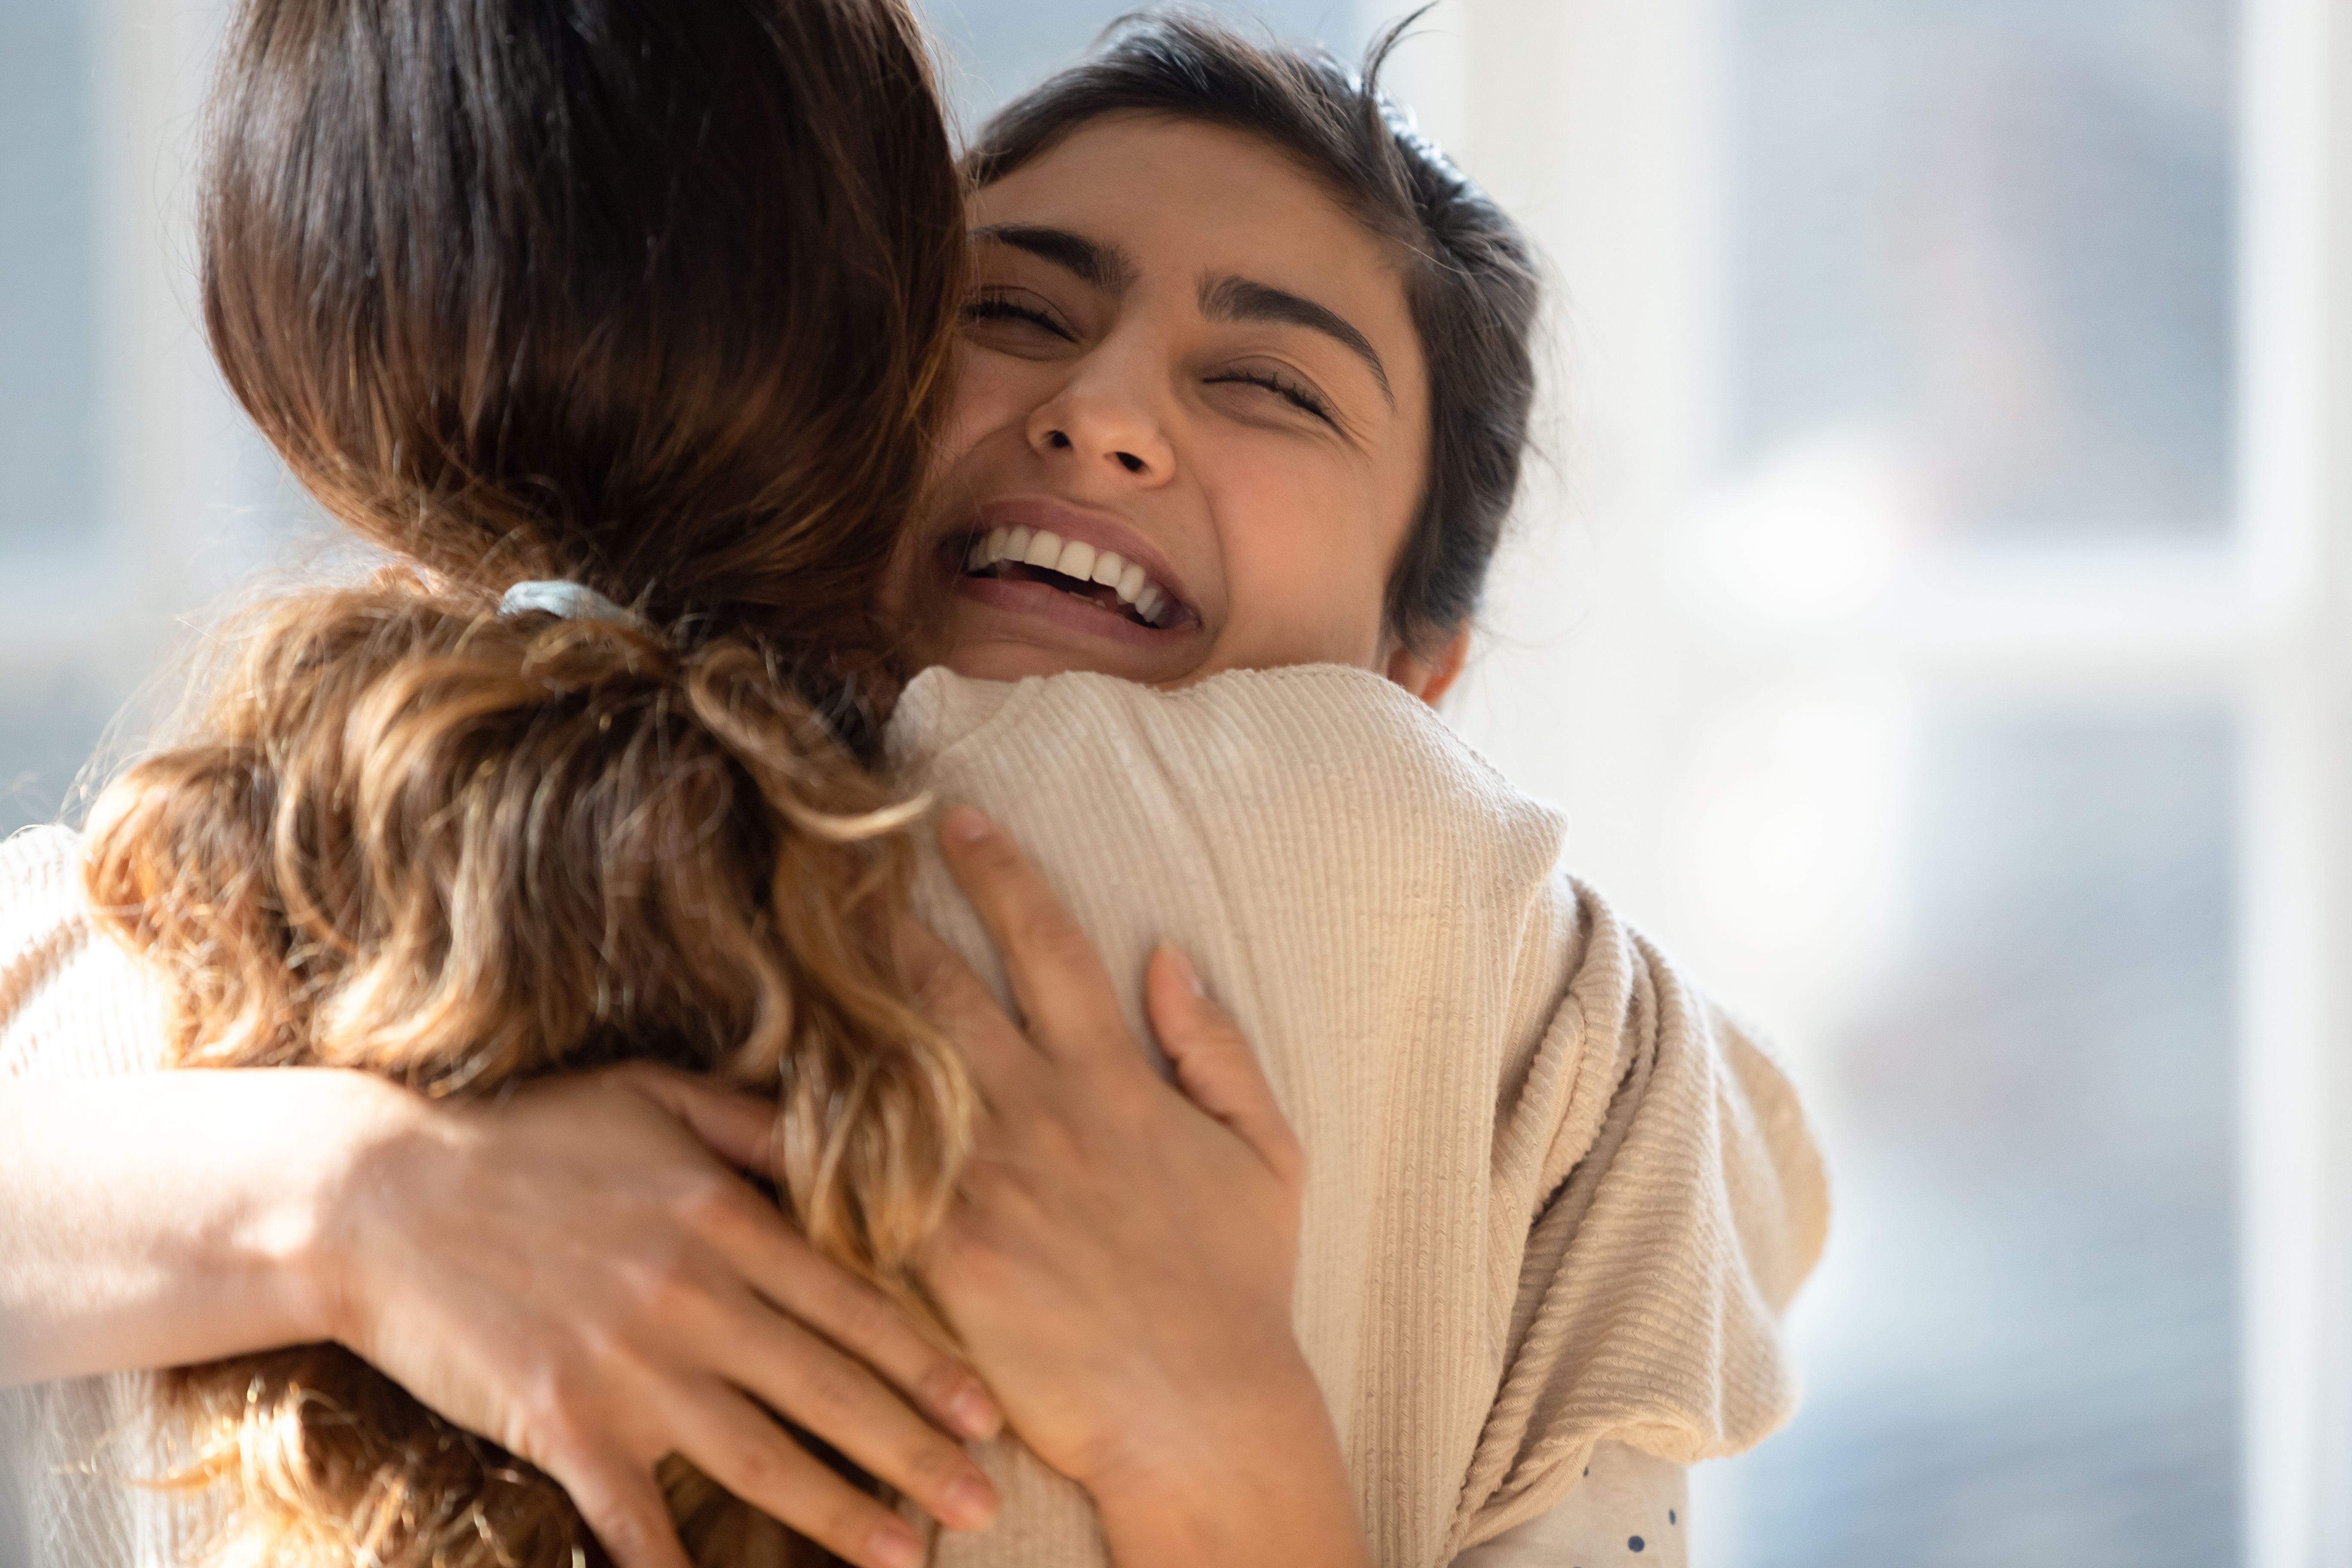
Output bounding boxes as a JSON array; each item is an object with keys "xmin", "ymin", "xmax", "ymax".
[{"xmin": 84, "ymin": 571, "xmax": 971, "ymax": 1567}]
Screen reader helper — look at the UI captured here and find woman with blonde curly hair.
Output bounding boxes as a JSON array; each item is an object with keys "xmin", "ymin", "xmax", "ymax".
[{"xmin": 6, "ymin": 0, "xmax": 1005, "ymax": 1563}]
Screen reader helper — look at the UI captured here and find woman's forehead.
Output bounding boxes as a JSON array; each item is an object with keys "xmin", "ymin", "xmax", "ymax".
[{"xmin": 969, "ymin": 116, "xmax": 1397, "ymax": 289}]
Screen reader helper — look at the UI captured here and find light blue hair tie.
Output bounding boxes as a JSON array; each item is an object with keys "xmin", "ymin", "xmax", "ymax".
[{"xmin": 498, "ymin": 579, "xmax": 643, "ymax": 628}]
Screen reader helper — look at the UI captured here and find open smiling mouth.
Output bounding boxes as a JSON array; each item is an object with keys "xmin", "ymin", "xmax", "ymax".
[{"xmin": 958, "ymin": 524, "xmax": 1188, "ymax": 630}]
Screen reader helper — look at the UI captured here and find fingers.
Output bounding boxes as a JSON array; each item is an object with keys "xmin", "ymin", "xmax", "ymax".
[
  {"xmin": 936, "ymin": 806, "xmax": 1127, "ymax": 1060},
  {"xmin": 895, "ymin": 915, "xmax": 1037, "ymax": 1100},
  {"xmin": 1146, "ymin": 946, "xmax": 1302, "ymax": 1187},
  {"xmin": 725, "ymin": 1217, "xmax": 1002, "ymax": 1442},
  {"xmin": 539, "ymin": 1445, "xmax": 694, "ymax": 1568},
  {"xmin": 662, "ymin": 1382, "xmax": 932, "ymax": 1568},
  {"xmin": 605, "ymin": 1062, "xmax": 781, "ymax": 1176},
  {"xmin": 718, "ymin": 1305, "xmax": 997, "ymax": 1536},
  {"xmin": 891, "ymin": 914, "xmax": 961, "ymax": 1001},
  {"xmin": 585, "ymin": 1074, "xmax": 1007, "ymax": 1533}
]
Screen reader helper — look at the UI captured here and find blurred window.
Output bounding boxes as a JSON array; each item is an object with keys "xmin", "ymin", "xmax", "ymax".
[
  {"xmin": 1733, "ymin": 708, "xmax": 2240, "ymax": 1565},
  {"xmin": 918, "ymin": 0, "xmax": 1365, "ymax": 122},
  {"xmin": 0, "ymin": 2, "xmax": 294, "ymax": 841},
  {"xmin": 1699, "ymin": 1, "xmax": 2248, "ymax": 1562},
  {"xmin": 0, "ymin": 0, "xmax": 101, "ymax": 564},
  {"xmin": 1729, "ymin": 0, "xmax": 2236, "ymax": 539}
]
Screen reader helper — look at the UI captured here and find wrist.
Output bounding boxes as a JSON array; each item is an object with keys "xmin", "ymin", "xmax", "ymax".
[
  {"xmin": 261, "ymin": 1069, "xmax": 427, "ymax": 1348},
  {"xmin": 1086, "ymin": 1347, "xmax": 1368, "ymax": 1568}
]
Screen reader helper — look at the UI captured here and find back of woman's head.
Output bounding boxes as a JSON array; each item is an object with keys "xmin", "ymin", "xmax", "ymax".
[
  {"xmin": 207, "ymin": 0, "xmax": 962, "ymax": 647},
  {"xmin": 81, "ymin": 2, "xmax": 968, "ymax": 1564}
]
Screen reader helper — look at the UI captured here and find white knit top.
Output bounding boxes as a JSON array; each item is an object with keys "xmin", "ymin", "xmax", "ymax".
[{"xmin": 1, "ymin": 663, "xmax": 1827, "ymax": 1568}]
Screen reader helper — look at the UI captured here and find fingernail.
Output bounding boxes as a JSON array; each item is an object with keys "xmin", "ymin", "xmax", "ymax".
[
  {"xmin": 1165, "ymin": 945, "xmax": 1204, "ymax": 996},
  {"xmin": 944, "ymin": 1473, "xmax": 998, "ymax": 1530},
  {"xmin": 943, "ymin": 805, "xmax": 995, "ymax": 845},
  {"xmin": 869, "ymin": 1522, "xmax": 925, "ymax": 1568},
  {"xmin": 948, "ymin": 1384, "xmax": 1002, "ymax": 1440}
]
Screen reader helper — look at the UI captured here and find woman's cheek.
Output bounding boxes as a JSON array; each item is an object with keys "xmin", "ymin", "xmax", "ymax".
[
  {"xmin": 934, "ymin": 353, "xmax": 1035, "ymax": 473},
  {"xmin": 1229, "ymin": 525, "xmax": 1388, "ymax": 668}
]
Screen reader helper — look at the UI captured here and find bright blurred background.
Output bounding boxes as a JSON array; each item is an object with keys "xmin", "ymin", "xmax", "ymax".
[{"xmin": 5, "ymin": 1, "xmax": 2349, "ymax": 1565}]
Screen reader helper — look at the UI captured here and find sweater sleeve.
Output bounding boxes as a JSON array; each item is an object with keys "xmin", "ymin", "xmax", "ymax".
[
  {"xmin": 0, "ymin": 829, "xmax": 183, "ymax": 1568},
  {"xmin": 1449, "ymin": 1441, "xmax": 1687, "ymax": 1568},
  {"xmin": 0, "ymin": 826, "xmax": 166, "ymax": 1084},
  {"xmin": 1448, "ymin": 879, "xmax": 1830, "ymax": 1553}
]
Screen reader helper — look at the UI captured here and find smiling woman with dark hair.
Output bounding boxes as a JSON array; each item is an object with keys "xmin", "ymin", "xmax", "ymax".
[
  {"xmin": 960, "ymin": 12, "xmax": 1540, "ymax": 666},
  {"xmin": 872, "ymin": 19, "xmax": 1823, "ymax": 1568}
]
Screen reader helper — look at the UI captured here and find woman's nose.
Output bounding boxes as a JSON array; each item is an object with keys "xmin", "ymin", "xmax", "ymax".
[{"xmin": 1025, "ymin": 369, "xmax": 1175, "ymax": 486}]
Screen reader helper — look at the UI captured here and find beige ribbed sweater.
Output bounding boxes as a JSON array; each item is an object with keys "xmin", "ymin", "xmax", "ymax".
[
  {"xmin": 0, "ymin": 818, "xmax": 178, "ymax": 1568},
  {"xmin": 891, "ymin": 667, "xmax": 1824, "ymax": 1566},
  {"xmin": 0, "ymin": 663, "xmax": 1825, "ymax": 1568}
]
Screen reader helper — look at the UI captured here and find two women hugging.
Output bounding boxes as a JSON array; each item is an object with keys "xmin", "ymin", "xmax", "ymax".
[{"xmin": 0, "ymin": 3, "xmax": 1828, "ymax": 1568}]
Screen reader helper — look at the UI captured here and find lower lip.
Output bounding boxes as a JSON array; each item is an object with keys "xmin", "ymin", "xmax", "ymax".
[{"xmin": 952, "ymin": 572, "xmax": 1185, "ymax": 647}]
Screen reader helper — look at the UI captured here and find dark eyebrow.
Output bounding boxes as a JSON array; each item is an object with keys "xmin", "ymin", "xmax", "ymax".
[
  {"xmin": 1197, "ymin": 274, "xmax": 1394, "ymax": 406},
  {"xmin": 971, "ymin": 224, "xmax": 1137, "ymax": 295}
]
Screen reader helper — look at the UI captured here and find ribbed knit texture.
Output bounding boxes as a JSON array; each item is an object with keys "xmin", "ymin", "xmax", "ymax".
[
  {"xmin": 0, "ymin": 826, "xmax": 183, "ymax": 1568},
  {"xmin": 0, "ymin": 665, "xmax": 1827, "ymax": 1567},
  {"xmin": 889, "ymin": 667, "xmax": 1827, "ymax": 1567}
]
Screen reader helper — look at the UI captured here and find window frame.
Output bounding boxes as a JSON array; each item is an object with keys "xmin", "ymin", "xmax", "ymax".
[{"xmin": 1404, "ymin": 0, "xmax": 2352, "ymax": 1559}]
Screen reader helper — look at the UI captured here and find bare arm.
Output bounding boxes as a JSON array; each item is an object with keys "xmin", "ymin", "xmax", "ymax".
[
  {"xmin": 0, "ymin": 814, "xmax": 1008, "ymax": 1568},
  {"xmin": 0, "ymin": 1067, "xmax": 380, "ymax": 1385},
  {"xmin": 0, "ymin": 1060, "xmax": 1006, "ymax": 1568}
]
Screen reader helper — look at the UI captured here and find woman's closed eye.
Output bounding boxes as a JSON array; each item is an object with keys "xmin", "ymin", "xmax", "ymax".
[
  {"xmin": 962, "ymin": 291, "xmax": 1075, "ymax": 343},
  {"xmin": 1207, "ymin": 366, "xmax": 1336, "ymax": 426}
]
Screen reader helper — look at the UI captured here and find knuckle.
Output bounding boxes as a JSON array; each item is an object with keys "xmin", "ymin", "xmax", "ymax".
[
  {"xmin": 923, "ymin": 1222, "xmax": 998, "ymax": 1291},
  {"xmin": 784, "ymin": 1348, "xmax": 866, "ymax": 1422},
  {"xmin": 1019, "ymin": 906, "xmax": 1091, "ymax": 962},
  {"xmin": 1070, "ymin": 1078, "xmax": 1148, "ymax": 1144},
  {"xmin": 718, "ymin": 1432, "xmax": 793, "ymax": 1499},
  {"xmin": 674, "ymin": 1173, "xmax": 764, "ymax": 1240},
  {"xmin": 900, "ymin": 1433, "xmax": 968, "ymax": 1493},
  {"xmin": 911, "ymin": 1360, "xmax": 972, "ymax": 1418},
  {"xmin": 514, "ymin": 1381, "xmax": 596, "ymax": 1471},
  {"xmin": 619, "ymin": 1246, "xmax": 706, "ymax": 1321},
  {"xmin": 1092, "ymin": 1068, "xmax": 1152, "ymax": 1121},
  {"xmin": 824, "ymin": 1279, "xmax": 902, "ymax": 1356},
  {"xmin": 970, "ymin": 830, "xmax": 1025, "ymax": 872},
  {"xmin": 525, "ymin": 1360, "xmax": 590, "ymax": 1429},
  {"xmin": 582, "ymin": 1505, "xmax": 648, "ymax": 1562}
]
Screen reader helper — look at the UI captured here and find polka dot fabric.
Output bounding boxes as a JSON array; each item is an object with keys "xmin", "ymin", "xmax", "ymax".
[{"xmin": 1447, "ymin": 1442, "xmax": 1687, "ymax": 1568}]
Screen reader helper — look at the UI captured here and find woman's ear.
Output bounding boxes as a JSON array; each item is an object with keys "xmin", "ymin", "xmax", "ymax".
[{"xmin": 1383, "ymin": 624, "xmax": 1471, "ymax": 707}]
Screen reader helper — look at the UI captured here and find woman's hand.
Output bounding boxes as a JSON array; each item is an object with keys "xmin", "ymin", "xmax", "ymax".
[
  {"xmin": 903, "ymin": 806, "xmax": 1369, "ymax": 1568},
  {"xmin": 0, "ymin": 1061, "xmax": 999, "ymax": 1568},
  {"xmin": 314, "ymin": 1062, "xmax": 1003, "ymax": 1568}
]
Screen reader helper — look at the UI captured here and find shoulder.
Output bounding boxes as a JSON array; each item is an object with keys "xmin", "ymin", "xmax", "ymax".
[
  {"xmin": 0, "ymin": 823, "xmax": 85, "ymax": 887},
  {"xmin": 894, "ymin": 661, "xmax": 1502, "ymax": 772},
  {"xmin": 890, "ymin": 665, "xmax": 1570, "ymax": 886},
  {"xmin": 0, "ymin": 825, "xmax": 92, "ymax": 973},
  {"xmin": 0, "ymin": 824, "xmax": 170, "ymax": 1081}
]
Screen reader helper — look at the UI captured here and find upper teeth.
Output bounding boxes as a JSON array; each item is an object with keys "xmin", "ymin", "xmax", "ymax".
[{"xmin": 964, "ymin": 525, "xmax": 1175, "ymax": 626}]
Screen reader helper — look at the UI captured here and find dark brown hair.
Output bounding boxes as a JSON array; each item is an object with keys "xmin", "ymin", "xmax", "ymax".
[
  {"xmin": 81, "ymin": 0, "xmax": 968, "ymax": 1563},
  {"xmin": 966, "ymin": 9, "xmax": 1543, "ymax": 655}
]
